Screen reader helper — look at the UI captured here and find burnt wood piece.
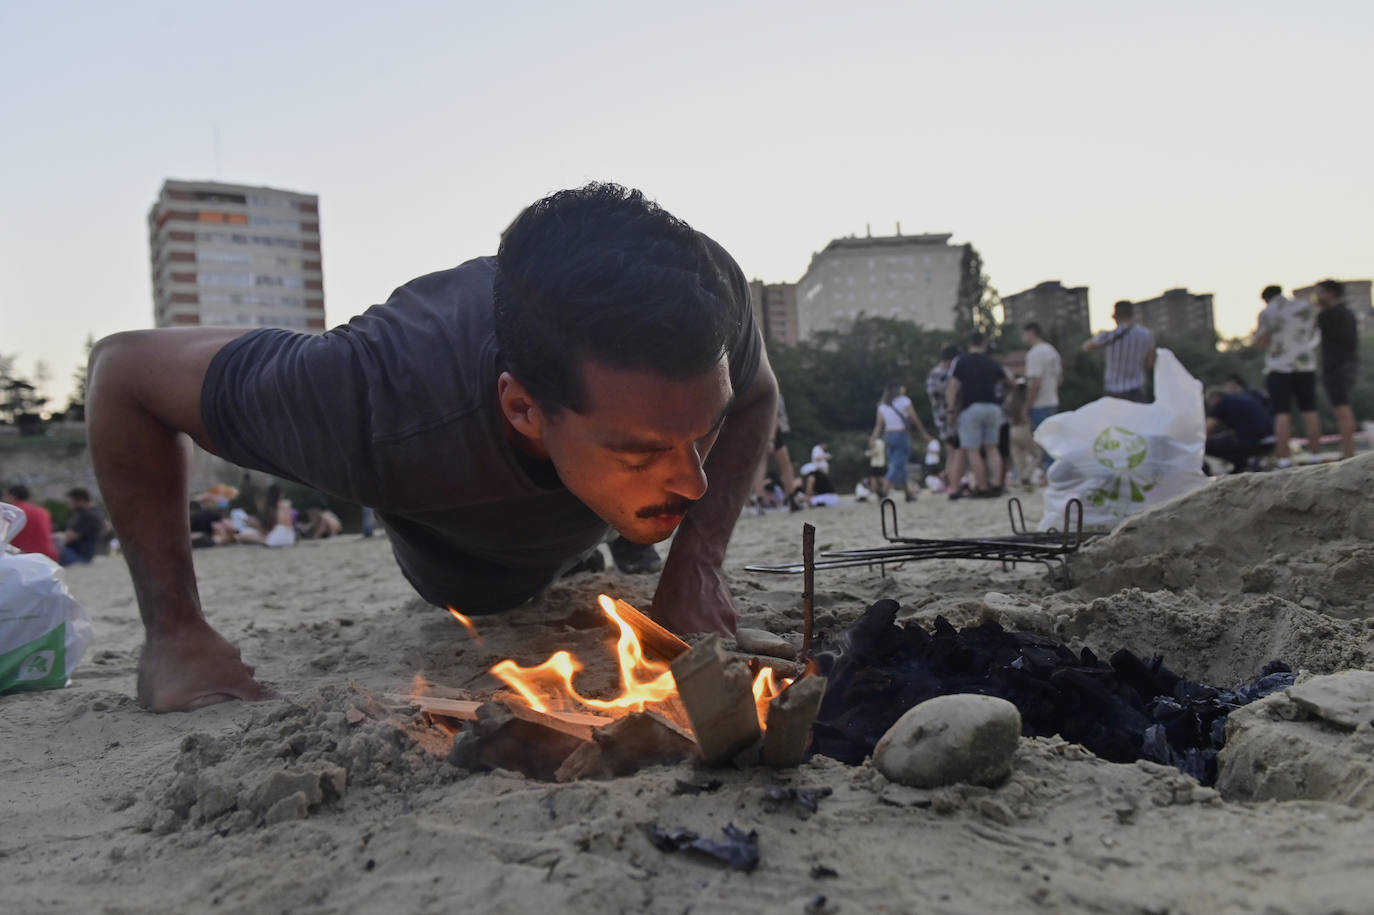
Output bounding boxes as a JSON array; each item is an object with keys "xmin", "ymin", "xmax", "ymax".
[
  {"xmin": 762, "ymin": 675, "xmax": 828, "ymax": 768},
  {"xmin": 556, "ymin": 710, "xmax": 698, "ymax": 780},
  {"xmin": 397, "ymin": 694, "xmax": 613, "ymax": 741},
  {"xmin": 448, "ymin": 702, "xmax": 588, "ymax": 781},
  {"xmin": 614, "ymin": 598, "xmax": 692, "ymax": 661},
  {"xmin": 670, "ymin": 635, "xmax": 762, "ymax": 765}
]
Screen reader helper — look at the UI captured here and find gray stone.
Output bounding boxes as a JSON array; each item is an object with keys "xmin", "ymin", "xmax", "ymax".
[
  {"xmin": 1287, "ymin": 670, "xmax": 1374, "ymax": 730},
  {"xmin": 734, "ymin": 628, "xmax": 798, "ymax": 661},
  {"xmin": 873, "ymin": 694, "xmax": 1022, "ymax": 789}
]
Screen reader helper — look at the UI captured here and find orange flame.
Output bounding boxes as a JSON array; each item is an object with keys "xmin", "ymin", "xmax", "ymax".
[
  {"xmin": 448, "ymin": 607, "xmax": 484, "ymax": 645},
  {"xmin": 751, "ymin": 667, "xmax": 793, "ymax": 730},
  {"xmin": 489, "ymin": 595, "xmax": 677, "ymax": 715}
]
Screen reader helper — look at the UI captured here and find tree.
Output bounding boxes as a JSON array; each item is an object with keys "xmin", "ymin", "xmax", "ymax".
[
  {"xmin": 954, "ymin": 245, "xmax": 1002, "ymax": 337},
  {"xmin": 67, "ymin": 334, "xmax": 95, "ymax": 420}
]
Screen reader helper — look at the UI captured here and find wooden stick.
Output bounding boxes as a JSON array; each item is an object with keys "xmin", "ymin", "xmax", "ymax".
[
  {"xmin": 613, "ymin": 597, "xmax": 692, "ymax": 661},
  {"xmin": 390, "ymin": 694, "xmax": 614, "ymax": 741},
  {"xmin": 801, "ymin": 522, "xmax": 816, "ymax": 661}
]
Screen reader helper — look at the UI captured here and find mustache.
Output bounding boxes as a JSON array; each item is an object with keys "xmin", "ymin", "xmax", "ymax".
[{"xmin": 636, "ymin": 497, "xmax": 696, "ymax": 519}]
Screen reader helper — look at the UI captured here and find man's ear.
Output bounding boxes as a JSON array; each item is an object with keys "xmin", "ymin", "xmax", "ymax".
[{"xmin": 498, "ymin": 371, "xmax": 546, "ymax": 442}]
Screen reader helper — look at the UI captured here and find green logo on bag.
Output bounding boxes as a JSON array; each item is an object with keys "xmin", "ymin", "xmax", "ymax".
[
  {"xmin": 18, "ymin": 650, "xmax": 55, "ymax": 681},
  {"xmin": 1092, "ymin": 427, "xmax": 1148, "ymax": 471}
]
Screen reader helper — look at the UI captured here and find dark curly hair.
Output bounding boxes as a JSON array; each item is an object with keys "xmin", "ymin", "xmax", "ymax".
[{"xmin": 493, "ymin": 182, "xmax": 736, "ymax": 414}]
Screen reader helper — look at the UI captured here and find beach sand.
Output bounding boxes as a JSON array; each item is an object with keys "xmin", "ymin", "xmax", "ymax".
[{"xmin": 5, "ymin": 460, "xmax": 1374, "ymax": 914}]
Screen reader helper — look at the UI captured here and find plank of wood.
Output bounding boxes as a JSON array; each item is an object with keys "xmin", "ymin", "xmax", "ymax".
[
  {"xmin": 612, "ymin": 598, "xmax": 692, "ymax": 661},
  {"xmin": 389, "ymin": 694, "xmax": 614, "ymax": 741}
]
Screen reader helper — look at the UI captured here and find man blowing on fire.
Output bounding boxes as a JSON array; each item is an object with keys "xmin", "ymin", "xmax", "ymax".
[{"xmin": 86, "ymin": 183, "xmax": 778, "ymax": 713}]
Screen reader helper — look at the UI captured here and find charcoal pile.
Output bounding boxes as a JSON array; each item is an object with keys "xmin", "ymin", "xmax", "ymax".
[{"xmin": 810, "ymin": 599, "xmax": 1294, "ymax": 784}]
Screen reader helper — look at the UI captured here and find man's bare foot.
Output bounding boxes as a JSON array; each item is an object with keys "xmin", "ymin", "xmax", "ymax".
[{"xmin": 137, "ymin": 620, "xmax": 277, "ymax": 712}]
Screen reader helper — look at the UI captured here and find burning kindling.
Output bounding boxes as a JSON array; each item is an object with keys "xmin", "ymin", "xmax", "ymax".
[{"xmin": 411, "ymin": 593, "xmax": 825, "ymax": 781}]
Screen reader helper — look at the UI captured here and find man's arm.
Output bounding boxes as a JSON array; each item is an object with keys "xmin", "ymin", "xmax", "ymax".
[
  {"xmin": 902, "ymin": 402, "xmax": 930, "ymax": 440},
  {"xmin": 1081, "ymin": 335, "xmax": 1102, "ymax": 353},
  {"xmin": 86, "ymin": 328, "xmax": 275, "ymax": 712},
  {"xmin": 1145, "ymin": 346, "xmax": 1158, "ymax": 372},
  {"xmin": 946, "ymin": 375, "xmax": 961, "ymax": 414},
  {"xmin": 652, "ymin": 351, "xmax": 778, "ymax": 635},
  {"xmin": 1025, "ymin": 376, "xmax": 1043, "ymax": 417}
]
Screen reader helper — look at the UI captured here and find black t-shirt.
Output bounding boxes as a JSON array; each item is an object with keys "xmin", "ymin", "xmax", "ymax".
[
  {"xmin": 201, "ymin": 239, "xmax": 761, "ymax": 611},
  {"xmin": 1317, "ymin": 304, "xmax": 1358, "ymax": 366},
  {"xmin": 66, "ymin": 508, "xmax": 103, "ymax": 560},
  {"xmin": 951, "ymin": 352, "xmax": 1005, "ymax": 408},
  {"xmin": 1210, "ymin": 394, "xmax": 1273, "ymax": 445}
]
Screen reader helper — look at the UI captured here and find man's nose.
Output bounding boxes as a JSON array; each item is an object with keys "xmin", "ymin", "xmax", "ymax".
[{"xmin": 663, "ymin": 444, "xmax": 708, "ymax": 502}]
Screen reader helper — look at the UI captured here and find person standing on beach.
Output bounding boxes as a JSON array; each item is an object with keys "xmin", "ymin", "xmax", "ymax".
[
  {"xmin": 1020, "ymin": 322, "xmax": 1061, "ymax": 473},
  {"xmin": 871, "ymin": 381, "xmax": 930, "ymax": 502},
  {"xmin": 1081, "ymin": 301, "xmax": 1156, "ymax": 402},
  {"xmin": 85, "ymin": 183, "xmax": 778, "ymax": 713},
  {"xmin": 1314, "ymin": 279, "xmax": 1360, "ymax": 459},
  {"xmin": 1252, "ymin": 285, "xmax": 1321, "ymax": 467},
  {"xmin": 925, "ymin": 345, "xmax": 961, "ymax": 492},
  {"xmin": 946, "ymin": 333, "xmax": 1013, "ymax": 498}
]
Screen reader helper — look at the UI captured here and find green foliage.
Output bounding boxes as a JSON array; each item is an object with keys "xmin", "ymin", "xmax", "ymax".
[{"xmin": 954, "ymin": 246, "xmax": 1001, "ymax": 336}]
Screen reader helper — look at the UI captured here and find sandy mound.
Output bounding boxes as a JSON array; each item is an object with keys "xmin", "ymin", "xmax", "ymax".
[
  {"xmin": 139, "ymin": 686, "xmax": 457, "ymax": 836},
  {"xmin": 1071, "ymin": 453, "xmax": 1374, "ymax": 618}
]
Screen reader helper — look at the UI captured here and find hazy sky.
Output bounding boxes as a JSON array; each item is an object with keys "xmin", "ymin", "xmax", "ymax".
[{"xmin": 4, "ymin": 0, "xmax": 1371, "ymax": 404}]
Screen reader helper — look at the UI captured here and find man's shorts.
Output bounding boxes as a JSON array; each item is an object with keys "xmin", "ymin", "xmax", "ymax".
[
  {"xmin": 1266, "ymin": 371, "xmax": 1317, "ymax": 414},
  {"xmin": 1322, "ymin": 361, "xmax": 1358, "ymax": 408},
  {"xmin": 957, "ymin": 402, "xmax": 1002, "ymax": 449}
]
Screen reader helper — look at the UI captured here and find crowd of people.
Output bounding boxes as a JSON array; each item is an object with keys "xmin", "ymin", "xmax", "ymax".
[
  {"xmin": 756, "ymin": 278, "xmax": 1363, "ymax": 508},
  {"xmin": 3, "ymin": 485, "xmax": 106, "ymax": 566},
  {"xmin": 1204, "ymin": 280, "xmax": 1362, "ymax": 472},
  {"xmin": 2, "ymin": 480, "xmax": 362, "ymax": 565},
  {"xmin": 186, "ymin": 484, "xmax": 348, "ymax": 550}
]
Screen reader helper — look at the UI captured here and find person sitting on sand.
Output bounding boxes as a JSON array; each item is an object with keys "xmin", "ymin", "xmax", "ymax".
[
  {"xmin": 1205, "ymin": 386, "xmax": 1274, "ymax": 473},
  {"xmin": 86, "ymin": 182, "xmax": 777, "ymax": 712},
  {"xmin": 302, "ymin": 507, "xmax": 343, "ymax": 539}
]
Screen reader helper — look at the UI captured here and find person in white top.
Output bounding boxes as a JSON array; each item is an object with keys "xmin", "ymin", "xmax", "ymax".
[
  {"xmin": 870, "ymin": 380, "xmax": 931, "ymax": 502},
  {"xmin": 1253, "ymin": 284, "xmax": 1321, "ymax": 466},
  {"xmin": 1020, "ymin": 322, "xmax": 1062, "ymax": 474},
  {"xmin": 810, "ymin": 443, "xmax": 832, "ymax": 473}
]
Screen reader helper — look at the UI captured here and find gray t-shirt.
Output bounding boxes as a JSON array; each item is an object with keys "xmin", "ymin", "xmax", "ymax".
[{"xmin": 201, "ymin": 243, "xmax": 760, "ymax": 612}]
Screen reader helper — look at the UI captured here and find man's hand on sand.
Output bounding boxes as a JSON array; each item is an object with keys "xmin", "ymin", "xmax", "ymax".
[
  {"xmin": 138, "ymin": 620, "xmax": 277, "ymax": 712},
  {"xmin": 650, "ymin": 555, "xmax": 737, "ymax": 636}
]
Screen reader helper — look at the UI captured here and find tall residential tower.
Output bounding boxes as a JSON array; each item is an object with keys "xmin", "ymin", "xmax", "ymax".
[{"xmin": 148, "ymin": 180, "xmax": 325, "ymax": 332}]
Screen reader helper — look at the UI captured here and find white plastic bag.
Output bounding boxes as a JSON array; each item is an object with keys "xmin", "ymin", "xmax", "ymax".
[
  {"xmin": 1034, "ymin": 349, "xmax": 1206, "ymax": 531},
  {"xmin": 0, "ymin": 502, "xmax": 94, "ymax": 693}
]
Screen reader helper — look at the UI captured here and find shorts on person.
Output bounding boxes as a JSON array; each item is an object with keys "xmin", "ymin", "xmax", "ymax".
[
  {"xmin": 1266, "ymin": 371, "xmax": 1317, "ymax": 414},
  {"xmin": 957, "ymin": 402, "xmax": 1002, "ymax": 449},
  {"xmin": 1322, "ymin": 361, "xmax": 1358, "ymax": 408}
]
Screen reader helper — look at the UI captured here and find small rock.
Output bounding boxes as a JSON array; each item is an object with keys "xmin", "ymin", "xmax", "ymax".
[
  {"xmin": 873, "ymin": 694, "xmax": 1022, "ymax": 789},
  {"xmin": 1287, "ymin": 670, "xmax": 1374, "ymax": 730},
  {"xmin": 264, "ymin": 791, "xmax": 309, "ymax": 826},
  {"xmin": 346, "ymin": 707, "xmax": 366, "ymax": 725},
  {"xmin": 734, "ymin": 628, "xmax": 798, "ymax": 660}
]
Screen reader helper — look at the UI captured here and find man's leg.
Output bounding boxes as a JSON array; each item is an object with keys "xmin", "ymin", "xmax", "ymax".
[
  {"xmin": 945, "ymin": 439, "xmax": 966, "ymax": 498},
  {"xmin": 1334, "ymin": 405, "xmax": 1356, "ymax": 459},
  {"xmin": 1266, "ymin": 373, "xmax": 1293, "ymax": 461},
  {"xmin": 964, "ymin": 447, "xmax": 987, "ymax": 491},
  {"xmin": 1301, "ymin": 411, "xmax": 1322, "ymax": 460}
]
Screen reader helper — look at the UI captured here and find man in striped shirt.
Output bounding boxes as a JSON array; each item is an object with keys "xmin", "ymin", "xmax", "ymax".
[{"xmin": 1081, "ymin": 301, "xmax": 1157, "ymax": 402}]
